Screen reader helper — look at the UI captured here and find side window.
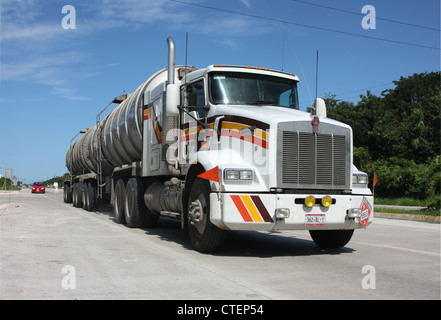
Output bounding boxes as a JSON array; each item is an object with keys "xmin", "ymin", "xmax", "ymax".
[
  {"xmin": 186, "ymin": 79, "xmax": 206, "ymax": 118},
  {"xmin": 152, "ymin": 97, "xmax": 162, "ymax": 126}
]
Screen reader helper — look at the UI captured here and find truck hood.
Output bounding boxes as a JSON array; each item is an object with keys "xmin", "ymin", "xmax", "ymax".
[{"xmin": 213, "ymin": 105, "xmax": 350, "ymax": 130}]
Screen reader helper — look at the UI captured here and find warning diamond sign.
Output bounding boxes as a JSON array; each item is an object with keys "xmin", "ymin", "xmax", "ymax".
[{"xmin": 359, "ymin": 198, "xmax": 372, "ymax": 228}]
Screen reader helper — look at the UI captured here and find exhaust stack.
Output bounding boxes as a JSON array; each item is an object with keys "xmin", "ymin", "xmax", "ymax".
[{"xmin": 167, "ymin": 37, "xmax": 175, "ymax": 85}]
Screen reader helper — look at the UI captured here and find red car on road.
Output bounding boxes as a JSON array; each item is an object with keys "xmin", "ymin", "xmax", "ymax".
[{"xmin": 32, "ymin": 182, "xmax": 45, "ymax": 193}]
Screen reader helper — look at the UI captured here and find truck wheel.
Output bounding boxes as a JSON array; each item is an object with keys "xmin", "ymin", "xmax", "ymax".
[
  {"xmin": 309, "ymin": 229, "xmax": 354, "ymax": 249},
  {"xmin": 113, "ymin": 179, "xmax": 126, "ymax": 224},
  {"xmin": 124, "ymin": 178, "xmax": 146, "ymax": 228},
  {"xmin": 73, "ymin": 182, "xmax": 83, "ymax": 208},
  {"xmin": 187, "ymin": 178, "xmax": 226, "ymax": 253},
  {"xmin": 86, "ymin": 182, "xmax": 97, "ymax": 212},
  {"xmin": 64, "ymin": 183, "xmax": 72, "ymax": 203},
  {"xmin": 72, "ymin": 183, "xmax": 78, "ymax": 207},
  {"xmin": 82, "ymin": 183, "xmax": 89, "ymax": 210}
]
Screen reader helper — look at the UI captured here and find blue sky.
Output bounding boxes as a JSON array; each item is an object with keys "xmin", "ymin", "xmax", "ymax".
[{"xmin": 0, "ymin": 0, "xmax": 439, "ymax": 183}]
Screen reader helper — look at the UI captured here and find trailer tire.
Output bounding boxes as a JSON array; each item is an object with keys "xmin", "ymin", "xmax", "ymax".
[
  {"xmin": 113, "ymin": 179, "xmax": 126, "ymax": 224},
  {"xmin": 187, "ymin": 178, "xmax": 226, "ymax": 253},
  {"xmin": 64, "ymin": 183, "xmax": 72, "ymax": 203},
  {"xmin": 82, "ymin": 183, "xmax": 89, "ymax": 210},
  {"xmin": 85, "ymin": 182, "xmax": 97, "ymax": 212},
  {"xmin": 72, "ymin": 183, "xmax": 78, "ymax": 207},
  {"xmin": 309, "ymin": 229, "xmax": 354, "ymax": 249},
  {"xmin": 73, "ymin": 182, "xmax": 83, "ymax": 208},
  {"xmin": 124, "ymin": 178, "xmax": 146, "ymax": 228}
]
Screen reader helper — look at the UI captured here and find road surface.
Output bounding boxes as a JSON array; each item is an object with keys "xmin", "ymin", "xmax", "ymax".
[{"xmin": 1, "ymin": 189, "xmax": 439, "ymax": 301}]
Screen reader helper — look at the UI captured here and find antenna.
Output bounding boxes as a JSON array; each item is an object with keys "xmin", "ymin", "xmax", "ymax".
[
  {"xmin": 281, "ymin": 30, "xmax": 285, "ymax": 71},
  {"xmin": 184, "ymin": 32, "xmax": 189, "ymax": 83},
  {"xmin": 185, "ymin": 32, "xmax": 188, "ymax": 68},
  {"xmin": 315, "ymin": 49, "xmax": 319, "ymax": 100}
]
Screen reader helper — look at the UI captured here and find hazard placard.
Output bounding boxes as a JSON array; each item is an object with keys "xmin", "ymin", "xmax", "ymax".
[{"xmin": 359, "ymin": 197, "xmax": 372, "ymax": 228}]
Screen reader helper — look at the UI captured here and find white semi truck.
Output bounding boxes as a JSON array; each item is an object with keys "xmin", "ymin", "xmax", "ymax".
[{"xmin": 65, "ymin": 37, "xmax": 373, "ymax": 252}]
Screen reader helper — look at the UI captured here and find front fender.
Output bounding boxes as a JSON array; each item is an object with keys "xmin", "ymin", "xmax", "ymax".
[{"xmin": 189, "ymin": 150, "xmax": 269, "ymax": 192}]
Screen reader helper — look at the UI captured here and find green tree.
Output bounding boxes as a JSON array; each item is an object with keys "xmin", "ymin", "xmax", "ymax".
[
  {"xmin": 324, "ymin": 71, "xmax": 440, "ymax": 200},
  {"xmin": 375, "ymin": 72, "xmax": 441, "ymax": 163}
]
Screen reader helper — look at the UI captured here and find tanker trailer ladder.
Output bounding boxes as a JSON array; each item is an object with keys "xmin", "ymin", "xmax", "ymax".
[{"xmin": 95, "ymin": 94, "xmax": 128, "ymax": 199}]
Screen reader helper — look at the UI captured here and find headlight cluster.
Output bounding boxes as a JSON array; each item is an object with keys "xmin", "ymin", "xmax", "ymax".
[
  {"xmin": 352, "ymin": 173, "xmax": 368, "ymax": 187},
  {"xmin": 224, "ymin": 169, "xmax": 253, "ymax": 181}
]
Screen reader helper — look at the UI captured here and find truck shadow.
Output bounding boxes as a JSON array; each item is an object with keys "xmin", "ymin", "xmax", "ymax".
[
  {"xmin": 137, "ymin": 216, "xmax": 355, "ymax": 258},
  {"xmin": 216, "ymin": 231, "xmax": 354, "ymax": 258},
  {"xmin": 94, "ymin": 205, "xmax": 354, "ymax": 257}
]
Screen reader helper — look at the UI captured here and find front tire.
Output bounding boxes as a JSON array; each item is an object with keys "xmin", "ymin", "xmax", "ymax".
[
  {"xmin": 309, "ymin": 229, "xmax": 354, "ymax": 249},
  {"xmin": 187, "ymin": 178, "xmax": 226, "ymax": 253}
]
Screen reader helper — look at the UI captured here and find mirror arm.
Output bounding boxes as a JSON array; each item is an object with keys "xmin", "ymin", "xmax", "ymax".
[{"xmin": 177, "ymin": 105, "xmax": 210, "ymax": 129}]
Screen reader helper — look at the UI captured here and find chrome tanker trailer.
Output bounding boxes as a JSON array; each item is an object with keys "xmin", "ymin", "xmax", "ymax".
[{"xmin": 65, "ymin": 37, "xmax": 373, "ymax": 252}]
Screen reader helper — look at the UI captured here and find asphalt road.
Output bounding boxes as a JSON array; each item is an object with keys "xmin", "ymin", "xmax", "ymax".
[{"xmin": 1, "ymin": 189, "xmax": 439, "ymax": 301}]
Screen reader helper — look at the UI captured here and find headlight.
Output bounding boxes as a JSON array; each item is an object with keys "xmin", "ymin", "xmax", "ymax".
[
  {"xmin": 224, "ymin": 169, "xmax": 253, "ymax": 181},
  {"xmin": 352, "ymin": 173, "xmax": 368, "ymax": 187}
]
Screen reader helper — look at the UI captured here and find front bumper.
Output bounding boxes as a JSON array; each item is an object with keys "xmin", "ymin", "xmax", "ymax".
[{"xmin": 210, "ymin": 193, "xmax": 373, "ymax": 231}]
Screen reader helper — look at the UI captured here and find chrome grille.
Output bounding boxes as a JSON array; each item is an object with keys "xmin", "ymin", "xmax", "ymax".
[{"xmin": 281, "ymin": 131, "xmax": 348, "ymax": 188}]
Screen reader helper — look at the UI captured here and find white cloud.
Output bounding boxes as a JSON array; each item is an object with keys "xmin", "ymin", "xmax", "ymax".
[
  {"xmin": 214, "ymin": 37, "xmax": 239, "ymax": 49},
  {"xmin": 51, "ymin": 87, "xmax": 90, "ymax": 101},
  {"xmin": 1, "ymin": 51, "xmax": 93, "ymax": 100},
  {"xmin": 2, "ymin": 23, "xmax": 64, "ymax": 41},
  {"xmin": 0, "ymin": 0, "xmax": 273, "ymax": 100},
  {"xmin": 81, "ymin": 0, "xmax": 193, "ymax": 31},
  {"xmin": 199, "ymin": 14, "xmax": 272, "ymax": 36},
  {"xmin": 80, "ymin": 0, "xmax": 269, "ymax": 37},
  {"xmin": 2, "ymin": 51, "xmax": 88, "ymax": 81},
  {"xmin": 240, "ymin": 0, "xmax": 252, "ymax": 9}
]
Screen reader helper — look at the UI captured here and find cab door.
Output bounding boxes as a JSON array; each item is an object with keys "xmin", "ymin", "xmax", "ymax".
[{"xmin": 180, "ymin": 78, "xmax": 208, "ymax": 163}]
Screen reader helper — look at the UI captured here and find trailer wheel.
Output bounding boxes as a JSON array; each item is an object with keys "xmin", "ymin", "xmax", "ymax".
[
  {"xmin": 72, "ymin": 183, "xmax": 78, "ymax": 207},
  {"xmin": 187, "ymin": 178, "xmax": 226, "ymax": 252},
  {"xmin": 113, "ymin": 179, "xmax": 126, "ymax": 224},
  {"xmin": 124, "ymin": 178, "xmax": 146, "ymax": 228},
  {"xmin": 82, "ymin": 183, "xmax": 89, "ymax": 210},
  {"xmin": 63, "ymin": 183, "xmax": 72, "ymax": 203},
  {"xmin": 309, "ymin": 229, "xmax": 354, "ymax": 249},
  {"xmin": 73, "ymin": 182, "xmax": 83, "ymax": 208},
  {"xmin": 85, "ymin": 182, "xmax": 97, "ymax": 212}
]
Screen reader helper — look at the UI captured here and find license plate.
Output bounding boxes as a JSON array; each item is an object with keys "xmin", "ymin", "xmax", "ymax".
[{"xmin": 305, "ymin": 214, "xmax": 325, "ymax": 225}]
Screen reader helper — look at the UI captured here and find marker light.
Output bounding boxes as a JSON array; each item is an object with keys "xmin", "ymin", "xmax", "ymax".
[
  {"xmin": 348, "ymin": 208, "xmax": 362, "ymax": 218},
  {"xmin": 305, "ymin": 195, "xmax": 316, "ymax": 208},
  {"xmin": 321, "ymin": 195, "xmax": 332, "ymax": 208},
  {"xmin": 275, "ymin": 208, "xmax": 290, "ymax": 219}
]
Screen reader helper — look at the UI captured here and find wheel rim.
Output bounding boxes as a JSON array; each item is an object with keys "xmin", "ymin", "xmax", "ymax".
[
  {"xmin": 188, "ymin": 191, "xmax": 207, "ymax": 236},
  {"xmin": 114, "ymin": 186, "xmax": 122, "ymax": 217},
  {"xmin": 125, "ymin": 187, "xmax": 133, "ymax": 220}
]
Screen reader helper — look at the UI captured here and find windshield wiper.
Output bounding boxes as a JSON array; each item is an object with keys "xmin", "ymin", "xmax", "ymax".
[{"xmin": 247, "ymin": 100, "xmax": 278, "ymax": 106}]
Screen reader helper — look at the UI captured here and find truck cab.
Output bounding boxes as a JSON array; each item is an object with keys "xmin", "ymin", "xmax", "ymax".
[{"xmin": 163, "ymin": 63, "xmax": 372, "ymax": 251}]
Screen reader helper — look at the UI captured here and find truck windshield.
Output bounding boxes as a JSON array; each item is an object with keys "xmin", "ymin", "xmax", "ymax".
[{"xmin": 209, "ymin": 72, "xmax": 299, "ymax": 109}]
